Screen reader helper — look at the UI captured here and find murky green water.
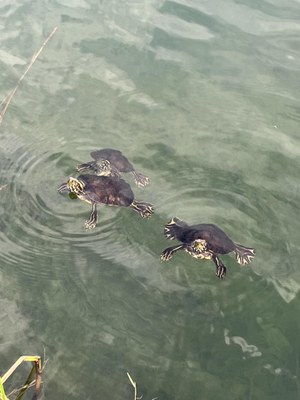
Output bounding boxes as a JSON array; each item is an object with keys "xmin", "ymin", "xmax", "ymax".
[{"xmin": 1, "ymin": 1, "xmax": 300, "ymax": 399}]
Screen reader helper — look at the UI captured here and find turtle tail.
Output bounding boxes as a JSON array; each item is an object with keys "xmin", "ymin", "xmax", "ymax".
[
  {"xmin": 132, "ymin": 171, "xmax": 150, "ymax": 187},
  {"xmin": 131, "ymin": 201, "xmax": 154, "ymax": 219},
  {"xmin": 234, "ymin": 243, "xmax": 255, "ymax": 265},
  {"xmin": 164, "ymin": 217, "xmax": 188, "ymax": 240}
]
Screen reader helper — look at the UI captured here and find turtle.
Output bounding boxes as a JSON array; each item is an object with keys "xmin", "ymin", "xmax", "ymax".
[
  {"xmin": 58, "ymin": 174, "xmax": 154, "ymax": 229},
  {"xmin": 160, "ymin": 217, "xmax": 255, "ymax": 278},
  {"xmin": 77, "ymin": 148, "xmax": 150, "ymax": 187}
]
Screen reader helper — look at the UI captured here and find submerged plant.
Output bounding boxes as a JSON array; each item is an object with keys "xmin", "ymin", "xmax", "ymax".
[{"xmin": 0, "ymin": 356, "xmax": 42, "ymax": 400}]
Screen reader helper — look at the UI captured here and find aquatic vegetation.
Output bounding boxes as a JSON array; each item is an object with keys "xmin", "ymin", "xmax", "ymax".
[
  {"xmin": 127, "ymin": 373, "xmax": 138, "ymax": 400},
  {"xmin": 0, "ymin": 356, "xmax": 42, "ymax": 400}
]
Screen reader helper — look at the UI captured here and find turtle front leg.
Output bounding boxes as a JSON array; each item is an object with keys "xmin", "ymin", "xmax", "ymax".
[
  {"xmin": 85, "ymin": 203, "xmax": 98, "ymax": 230},
  {"xmin": 212, "ymin": 254, "xmax": 227, "ymax": 279},
  {"xmin": 57, "ymin": 182, "xmax": 70, "ymax": 193},
  {"xmin": 77, "ymin": 161, "xmax": 97, "ymax": 173},
  {"xmin": 110, "ymin": 165, "xmax": 121, "ymax": 178},
  {"xmin": 160, "ymin": 244, "xmax": 185, "ymax": 261}
]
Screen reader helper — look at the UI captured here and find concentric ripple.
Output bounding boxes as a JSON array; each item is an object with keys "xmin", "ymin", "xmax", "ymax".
[{"xmin": 0, "ymin": 140, "xmax": 124, "ymax": 282}]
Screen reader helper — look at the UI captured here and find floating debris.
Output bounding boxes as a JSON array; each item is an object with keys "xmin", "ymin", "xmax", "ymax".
[{"xmin": 0, "ymin": 27, "xmax": 57, "ymax": 125}]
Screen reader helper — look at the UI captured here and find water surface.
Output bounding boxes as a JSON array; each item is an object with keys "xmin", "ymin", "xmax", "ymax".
[{"xmin": 0, "ymin": 1, "xmax": 300, "ymax": 399}]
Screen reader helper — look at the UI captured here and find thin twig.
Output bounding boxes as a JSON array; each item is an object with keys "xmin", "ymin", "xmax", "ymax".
[
  {"xmin": 7, "ymin": 379, "xmax": 40, "ymax": 399},
  {"xmin": 0, "ymin": 26, "xmax": 58, "ymax": 125},
  {"xmin": 127, "ymin": 372, "xmax": 138, "ymax": 400}
]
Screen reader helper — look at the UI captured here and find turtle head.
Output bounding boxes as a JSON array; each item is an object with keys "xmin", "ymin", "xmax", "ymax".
[
  {"xmin": 67, "ymin": 177, "xmax": 85, "ymax": 194},
  {"xmin": 95, "ymin": 159, "xmax": 120, "ymax": 178},
  {"xmin": 187, "ymin": 239, "xmax": 212, "ymax": 260},
  {"xmin": 95, "ymin": 159, "xmax": 112, "ymax": 176},
  {"xmin": 193, "ymin": 239, "xmax": 207, "ymax": 253}
]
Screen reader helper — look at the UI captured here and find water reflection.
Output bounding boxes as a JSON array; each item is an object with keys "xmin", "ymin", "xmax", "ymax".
[{"xmin": 0, "ymin": 0, "xmax": 300, "ymax": 399}]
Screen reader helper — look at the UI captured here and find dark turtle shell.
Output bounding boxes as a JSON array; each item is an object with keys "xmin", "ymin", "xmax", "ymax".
[
  {"xmin": 177, "ymin": 223, "xmax": 236, "ymax": 255},
  {"xmin": 78, "ymin": 174, "xmax": 134, "ymax": 207},
  {"xmin": 77, "ymin": 148, "xmax": 150, "ymax": 187},
  {"xmin": 91, "ymin": 148, "xmax": 134, "ymax": 173}
]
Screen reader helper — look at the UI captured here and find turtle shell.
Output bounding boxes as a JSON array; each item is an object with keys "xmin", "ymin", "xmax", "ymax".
[
  {"xmin": 90, "ymin": 148, "xmax": 134, "ymax": 173},
  {"xmin": 78, "ymin": 174, "xmax": 134, "ymax": 207},
  {"xmin": 178, "ymin": 223, "xmax": 236, "ymax": 255}
]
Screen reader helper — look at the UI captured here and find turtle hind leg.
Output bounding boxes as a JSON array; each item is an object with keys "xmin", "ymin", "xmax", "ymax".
[
  {"xmin": 77, "ymin": 161, "xmax": 97, "ymax": 173},
  {"xmin": 164, "ymin": 217, "xmax": 188, "ymax": 240},
  {"xmin": 130, "ymin": 201, "xmax": 154, "ymax": 219},
  {"xmin": 160, "ymin": 244, "xmax": 185, "ymax": 261},
  {"xmin": 84, "ymin": 204, "xmax": 98, "ymax": 230},
  {"xmin": 132, "ymin": 171, "xmax": 150, "ymax": 187},
  {"xmin": 212, "ymin": 254, "xmax": 227, "ymax": 279},
  {"xmin": 234, "ymin": 243, "xmax": 255, "ymax": 265}
]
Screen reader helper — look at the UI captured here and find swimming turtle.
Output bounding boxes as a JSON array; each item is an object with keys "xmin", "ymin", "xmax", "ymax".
[
  {"xmin": 160, "ymin": 217, "xmax": 255, "ymax": 278},
  {"xmin": 58, "ymin": 174, "xmax": 154, "ymax": 229},
  {"xmin": 77, "ymin": 148, "xmax": 150, "ymax": 187}
]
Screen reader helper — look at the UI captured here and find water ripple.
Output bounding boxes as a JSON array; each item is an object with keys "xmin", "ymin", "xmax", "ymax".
[{"xmin": 0, "ymin": 143, "xmax": 124, "ymax": 281}]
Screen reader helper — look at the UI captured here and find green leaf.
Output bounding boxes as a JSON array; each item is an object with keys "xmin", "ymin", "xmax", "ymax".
[
  {"xmin": 69, "ymin": 192, "xmax": 78, "ymax": 200},
  {"xmin": 0, "ymin": 377, "xmax": 7, "ymax": 400}
]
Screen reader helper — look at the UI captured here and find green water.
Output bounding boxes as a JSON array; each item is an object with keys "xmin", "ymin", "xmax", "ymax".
[{"xmin": 1, "ymin": 1, "xmax": 300, "ymax": 399}]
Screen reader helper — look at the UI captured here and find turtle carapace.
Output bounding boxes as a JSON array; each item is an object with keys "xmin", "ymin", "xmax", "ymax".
[
  {"xmin": 160, "ymin": 217, "xmax": 255, "ymax": 278},
  {"xmin": 77, "ymin": 148, "xmax": 150, "ymax": 187},
  {"xmin": 58, "ymin": 175, "xmax": 154, "ymax": 229}
]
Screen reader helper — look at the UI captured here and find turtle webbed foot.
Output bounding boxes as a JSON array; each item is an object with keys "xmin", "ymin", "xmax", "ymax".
[
  {"xmin": 234, "ymin": 243, "xmax": 255, "ymax": 265},
  {"xmin": 133, "ymin": 171, "xmax": 150, "ymax": 187},
  {"xmin": 216, "ymin": 264, "xmax": 227, "ymax": 279},
  {"xmin": 160, "ymin": 245, "xmax": 184, "ymax": 261},
  {"xmin": 161, "ymin": 248, "xmax": 174, "ymax": 261},
  {"xmin": 84, "ymin": 215, "xmax": 97, "ymax": 230},
  {"xmin": 131, "ymin": 201, "xmax": 154, "ymax": 219},
  {"xmin": 212, "ymin": 255, "xmax": 227, "ymax": 279},
  {"xmin": 84, "ymin": 206, "xmax": 98, "ymax": 230}
]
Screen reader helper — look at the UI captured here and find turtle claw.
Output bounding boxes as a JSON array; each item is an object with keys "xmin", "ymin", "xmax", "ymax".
[
  {"xmin": 131, "ymin": 201, "xmax": 154, "ymax": 219},
  {"xmin": 216, "ymin": 265, "xmax": 226, "ymax": 279},
  {"xmin": 160, "ymin": 248, "xmax": 174, "ymax": 261},
  {"xmin": 84, "ymin": 206, "xmax": 98, "ymax": 230},
  {"xmin": 160, "ymin": 245, "xmax": 184, "ymax": 261},
  {"xmin": 84, "ymin": 219, "xmax": 97, "ymax": 230},
  {"xmin": 212, "ymin": 255, "xmax": 227, "ymax": 279},
  {"xmin": 133, "ymin": 171, "xmax": 150, "ymax": 187}
]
